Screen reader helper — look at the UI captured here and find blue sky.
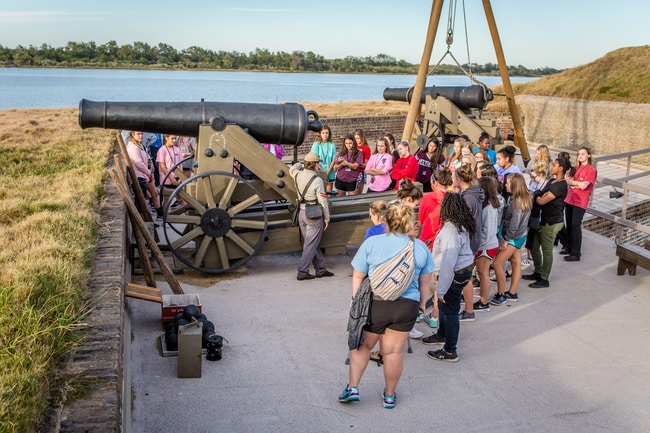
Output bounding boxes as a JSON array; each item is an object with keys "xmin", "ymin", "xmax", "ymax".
[{"xmin": 0, "ymin": 0, "xmax": 647, "ymax": 69}]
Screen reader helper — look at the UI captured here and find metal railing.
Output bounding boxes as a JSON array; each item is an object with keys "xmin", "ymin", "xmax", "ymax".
[{"xmin": 588, "ymin": 149, "xmax": 650, "ymax": 246}]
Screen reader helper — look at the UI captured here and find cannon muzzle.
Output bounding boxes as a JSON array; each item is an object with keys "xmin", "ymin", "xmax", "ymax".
[
  {"xmin": 383, "ymin": 85, "xmax": 493, "ymax": 110},
  {"xmin": 79, "ymin": 99, "xmax": 322, "ymax": 146}
]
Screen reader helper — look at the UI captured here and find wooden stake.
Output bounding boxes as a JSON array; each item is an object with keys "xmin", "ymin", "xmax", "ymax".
[
  {"xmin": 110, "ymin": 169, "xmax": 184, "ymax": 295},
  {"xmin": 116, "ymin": 132, "xmax": 159, "ymax": 242},
  {"xmin": 114, "ymin": 155, "xmax": 157, "ymax": 287}
]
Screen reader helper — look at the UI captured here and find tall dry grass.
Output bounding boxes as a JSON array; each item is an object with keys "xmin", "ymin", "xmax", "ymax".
[
  {"xmin": 487, "ymin": 45, "xmax": 650, "ymax": 111},
  {"xmin": 0, "ymin": 108, "xmax": 113, "ymax": 433}
]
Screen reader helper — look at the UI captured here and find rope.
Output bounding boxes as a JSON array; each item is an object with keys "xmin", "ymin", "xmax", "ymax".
[{"xmin": 425, "ymin": 0, "xmax": 489, "ymax": 110}]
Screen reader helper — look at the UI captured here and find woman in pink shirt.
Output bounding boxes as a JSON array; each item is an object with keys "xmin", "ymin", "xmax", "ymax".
[
  {"xmin": 365, "ymin": 138, "xmax": 393, "ymax": 192},
  {"xmin": 562, "ymin": 147, "xmax": 597, "ymax": 262}
]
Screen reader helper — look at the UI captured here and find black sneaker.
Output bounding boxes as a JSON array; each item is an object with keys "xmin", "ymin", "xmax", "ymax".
[
  {"xmin": 529, "ymin": 279, "xmax": 550, "ymax": 288},
  {"xmin": 427, "ymin": 349, "xmax": 458, "ymax": 363},
  {"xmin": 522, "ymin": 272, "xmax": 541, "ymax": 281},
  {"xmin": 559, "ymin": 249, "xmax": 571, "ymax": 255},
  {"xmin": 564, "ymin": 255, "xmax": 580, "ymax": 262},
  {"xmin": 473, "ymin": 300, "xmax": 490, "ymax": 312},
  {"xmin": 422, "ymin": 333, "xmax": 445, "ymax": 345},
  {"xmin": 504, "ymin": 291, "xmax": 519, "ymax": 302},
  {"xmin": 472, "ymin": 277, "xmax": 481, "ymax": 287},
  {"xmin": 490, "ymin": 293, "xmax": 507, "ymax": 306}
]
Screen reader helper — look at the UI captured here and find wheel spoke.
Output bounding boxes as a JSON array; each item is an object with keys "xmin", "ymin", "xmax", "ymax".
[
  {"xmin": 177, "ymin": 189, "xmax": 207, "ymax": 215},
  {"xmin": 231, "ymin": 218, "xmax": 266, "ymax": 230},
  {"xmin": 198, "ymin": 176, "xmax": 217, "ymax": 209},
  {"xmin": 228, "ymin": 194, "xmax": 260, "ymax": 216},
  {"xmin": 218, "ymin": 176, "xmax": 239, "ymax": 209},
  {"xmin": 193, "ymin": 236, "xmax": 212, "ymax": 269},
  {"xmin": 170, "ymin": 225, "xmax": 203, "ymax": 250},
  {"xmin": 225, "ymin": 230, "xmax": 255, "ymax": 255},
  {"xmin": 215, "ymin": 237, "xmax": 230, "ymax": 270},
  {"xmin": 166, "ymin": 214, "xmax": 200, "ymax": 225}
]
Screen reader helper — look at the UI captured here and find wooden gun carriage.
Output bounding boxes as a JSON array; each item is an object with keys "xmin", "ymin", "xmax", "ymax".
[
  {"xmin": 79, "ymin": 99, "xmax": 396, "ymax": 274},
  {"xmin": 384, "ymin": 85, "xmax": 501, "ymax": 151}
]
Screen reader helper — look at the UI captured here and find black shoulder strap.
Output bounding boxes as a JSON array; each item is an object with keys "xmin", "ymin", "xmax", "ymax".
[{"xmin": 297, "ymin": 173, "xmax": 318, "ymax": 203}]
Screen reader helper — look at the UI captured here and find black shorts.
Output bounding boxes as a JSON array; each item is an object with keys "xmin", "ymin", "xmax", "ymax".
[
  {"xmin": 335, "ymin": 178, "xmax": 357, "ymax": 192},
  {"xmin": 364, "ymin": 297, "xmax": 419, "ymax": 334}
]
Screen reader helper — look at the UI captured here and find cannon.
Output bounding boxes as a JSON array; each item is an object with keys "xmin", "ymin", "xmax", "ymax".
[
  {"xmin": 384, "ymin": 85, "xmax": 500, "ymax": 150},
  {"xmin": 79, "ymin": 99, "xmax": 322, "ymax": 146},
  {"xmin": 80, "ymin": 99, "xmax": 397, "ymax": 274},
  {"xmin": 383, "ymin": 85, "xmax": 493, "ymax": 111}
]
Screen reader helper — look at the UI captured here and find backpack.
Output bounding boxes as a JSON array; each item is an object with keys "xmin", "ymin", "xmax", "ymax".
[{"xmin": 369, "ymin": 240, "xmax": 416, "ymax": 301}]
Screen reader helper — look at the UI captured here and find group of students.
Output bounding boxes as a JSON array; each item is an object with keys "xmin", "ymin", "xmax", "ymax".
[
  {"xmin": 310, "ymin": 126, "xmax": 457, "ymax": 196},
  {"xmin": 122, "ymin": 130, "xmax": 195, "ymax": 218},
  {"xmin": 338, "ymin": 140, "xmax": 597, "ymax": 409}
]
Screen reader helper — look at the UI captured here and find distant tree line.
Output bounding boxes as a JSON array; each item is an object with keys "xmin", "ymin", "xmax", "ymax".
[{"xmin": 0, "ymin": 41, "xmax": 562, "ymax": 76}]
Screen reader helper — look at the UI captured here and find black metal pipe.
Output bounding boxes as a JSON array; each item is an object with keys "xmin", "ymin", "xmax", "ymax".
[
  {"xmin": 383, "ymin": 85, "xmax": 493, "ymax": 110},
  {"xmin": 79, "ymin": 99, "xmax": 322, "ymax": 146}
]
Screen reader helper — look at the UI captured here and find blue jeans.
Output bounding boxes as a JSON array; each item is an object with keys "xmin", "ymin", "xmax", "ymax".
[{"xmin": 437, "ymin": 271, "xmax": 472, "ymax": 353}]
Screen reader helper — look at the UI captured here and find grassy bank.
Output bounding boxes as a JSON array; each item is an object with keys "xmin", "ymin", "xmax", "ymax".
[{"xmin": 0, "ymin": 109, "xmax": 112, "ymax": 433}]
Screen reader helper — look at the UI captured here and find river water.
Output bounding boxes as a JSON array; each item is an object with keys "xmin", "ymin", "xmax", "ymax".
[{"xmin": 0, "ymin": 68, "xmax": 536, "ymax": 110}]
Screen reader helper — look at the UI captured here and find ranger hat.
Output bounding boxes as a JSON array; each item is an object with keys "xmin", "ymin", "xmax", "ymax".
[{"xmin": 304, "ymin": 152, "xmax": 320, "ymax": 163}]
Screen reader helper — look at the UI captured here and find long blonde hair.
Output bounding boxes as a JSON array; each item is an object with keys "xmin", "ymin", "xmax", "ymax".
[
  {"xmin": 507, "ymin": 173, "xmax": 532, "ymax": 212},
  {"xmin": 535, "ymin": 144, "xmax": 552, "ymax": 165},
  {"xmin": 447, "ymin": 137, "xmax": 465, "ymax": 168}
]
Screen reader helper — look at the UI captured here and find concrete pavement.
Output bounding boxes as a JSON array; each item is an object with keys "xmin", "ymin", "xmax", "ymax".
[{"xmin": 127, "ymin": 229, "xmax": 650, "ymax": 433}]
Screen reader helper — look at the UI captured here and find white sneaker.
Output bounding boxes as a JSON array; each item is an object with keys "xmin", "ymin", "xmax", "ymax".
[
  {"xmin": 409, "ymin": 328, "xmax": 424, "ymax": 339},
  {"xmin": 521, "ymin": 259, "xmax": 532, "ymax": 271}
]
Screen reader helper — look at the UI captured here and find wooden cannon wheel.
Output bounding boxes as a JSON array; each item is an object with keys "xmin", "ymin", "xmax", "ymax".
[
  {"xmin": 162, "ymin": 170, "xmax": 268, "ymax": 274},
  {"xmin": 414, "ymin": 117, "xmax": 446, "ymax": 148}
]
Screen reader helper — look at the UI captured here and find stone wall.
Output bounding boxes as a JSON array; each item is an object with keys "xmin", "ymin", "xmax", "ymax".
[
  {"xmin": 51, "ymin": 175, "xmax": 127, "ymax": 433},
  {"xmin": 516, "ymin": 95, "xmax": 650, "ymax": 160},
  {"xmin": 283, "ymin": 115, "xmax": 408, "ymax": 161}
]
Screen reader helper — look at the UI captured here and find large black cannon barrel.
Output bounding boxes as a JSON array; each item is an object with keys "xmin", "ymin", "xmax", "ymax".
[
  {"xmin": 79, "ymin": 99, "xmax": 322, "ymax": 146},
  {"xmin": 383, "ymin": 85, "xmax": 493, "ymax": 110}
]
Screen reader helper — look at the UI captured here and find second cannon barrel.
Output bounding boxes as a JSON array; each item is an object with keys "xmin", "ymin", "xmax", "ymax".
[{"xmin": 383, "ymin": 85, "xmax": 493, "ymax": 110}]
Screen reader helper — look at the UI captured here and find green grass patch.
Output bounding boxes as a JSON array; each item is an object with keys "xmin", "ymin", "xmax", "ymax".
[{"xmin": 0, "ymin": 108, "xmax": 113, "ymax": 433}]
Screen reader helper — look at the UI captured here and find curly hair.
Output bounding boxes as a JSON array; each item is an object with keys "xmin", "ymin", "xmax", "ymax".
[
  {"xmin": 440, "ymin": 192, "xmax": 475, "ymax": 238},
  {"xmin": 455, "ymin": 162, "xmax": 477, "ymax": 184},
  {"xmin": 396, "ymin": 178, "xmax": 423, "ymax": 202},
  {"xmin": 530, "ymin": 160, "xmax": 548, "ymax": 178},
  {"xmin": 384, "ymin": 201, "xmax": 414, "ymax": 234}
]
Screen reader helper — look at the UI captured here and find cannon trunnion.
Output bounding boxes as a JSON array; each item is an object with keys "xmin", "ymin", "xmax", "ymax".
[{"xmin": 82, "ymin": 99, "xmax": 397, "ymax": 274}]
